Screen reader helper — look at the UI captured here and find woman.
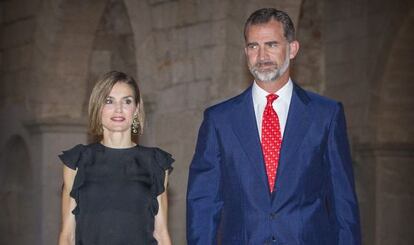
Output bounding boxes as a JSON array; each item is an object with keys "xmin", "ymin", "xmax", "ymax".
[{"xmin": 58, "ymin": 71, "xmax": 173, "ymax": 245}]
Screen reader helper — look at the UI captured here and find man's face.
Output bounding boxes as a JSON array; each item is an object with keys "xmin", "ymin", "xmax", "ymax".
[{"xmin": 245, "ymin": 20, "xmax": 293, "ymax": 83}]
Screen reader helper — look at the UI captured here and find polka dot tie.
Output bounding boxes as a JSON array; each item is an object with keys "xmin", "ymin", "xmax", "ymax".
[{"xmin": 261, "ymin": 94, "xmax": 282, "ymax": 193}]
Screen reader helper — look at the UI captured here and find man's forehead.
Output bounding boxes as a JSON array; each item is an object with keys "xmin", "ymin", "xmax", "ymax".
[{"xmin": 246, "ymin": 22, "xmax": 285, "ymax": 42}]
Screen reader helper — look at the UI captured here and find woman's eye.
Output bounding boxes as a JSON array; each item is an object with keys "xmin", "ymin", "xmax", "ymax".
[
  {"xmin": 125, "ymin": 99, "xmax": 133, "ymax": 105},
  {"xmin": 105, "ymin": 98, "xmax": 112, "ymax": 104}
]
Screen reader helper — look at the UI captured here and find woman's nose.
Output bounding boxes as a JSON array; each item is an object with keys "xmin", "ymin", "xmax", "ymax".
[{"xmin": 115, "ymin": 102, "xmax": 123, "ymax": 112}]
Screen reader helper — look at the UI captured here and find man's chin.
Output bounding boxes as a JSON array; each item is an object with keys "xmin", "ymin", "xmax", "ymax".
[
  {"xmin": 258, "ymin": 78, "xmax": 277, "ymax": 83},
  {"xmin": 254, "ymin": 73, "xmax": 278, "ymax": 83}
]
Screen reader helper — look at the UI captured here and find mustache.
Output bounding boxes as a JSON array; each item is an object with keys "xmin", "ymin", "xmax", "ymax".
[{"xmin": 255, "ymin": 61, "xmax": 277, "ymax": 67}]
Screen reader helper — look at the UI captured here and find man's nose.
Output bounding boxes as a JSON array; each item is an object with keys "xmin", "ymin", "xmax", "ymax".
[{"xmin": 258, "ymin": 46, "xmax": 268, "ymax": 61}]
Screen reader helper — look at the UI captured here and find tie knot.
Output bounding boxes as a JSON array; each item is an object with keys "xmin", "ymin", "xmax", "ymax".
[{"xmin": 266, "ymin": 94, "xmax": 278, "ymax": 104}]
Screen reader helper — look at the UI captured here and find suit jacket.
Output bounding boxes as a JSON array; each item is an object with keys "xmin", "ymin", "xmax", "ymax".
[{"xmin": 186, "ymin": 83, "xmax": 361, "ymax": 245}]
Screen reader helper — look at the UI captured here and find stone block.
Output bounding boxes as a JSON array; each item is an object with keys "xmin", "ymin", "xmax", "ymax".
[
  {"xmin": 324, "ymin": 0, "xmax": 351, "ymax": 21},
  {"xmin": 155, "ymin": 84, "xmax": 187, "ymax": 113},
  {"xmin": 90, "ymin": 50, "xmax": 111, "ymax": 75},
  {"xmin": 324, "ymin": 41, "xmax": 349, "ymax": 65},
  {"xmin": 349, "ymin": 0, "xmax": 366, "ymax": 18},
  {"xmin": 209, "ymin": 45, "xmax": 227, "ymax": 79},
  {"xmin": 2, "ymin": 0, "xmax": 39, "ymax": 24},
  {"xmin": 3, "ymin": 44, "xmax": 33, "ymax": 72},
  {"xmin": 187, "ymin": 80, "xmax": 211, "ymax": 109},
  {"xmin": 171, "ymin": 56, "xmax": 195, "ymax": 84},
  {"xmin": 186, "ymin": 22, "xmax": 216, "ymax": 50},
  {"xmin": 177, "ymin": 0, "xmax": 198, "ymax": 26},
  {"xmin": 376, "ymin": 156, "xmax": 414, "ymax": 245},
  {"xmin": 135, "ymin": 35, "xmax": 165, "ymax": 91},
  {"xmin": 170, "ymin": 27, "xmax": 191, "ymax": 55},
  {"xmin": 152, "ymin": 110, "xmax": 203, "ymax": 158},
  {"xmin": 324, "ymin": 20, "xmax": 350, "ymax": 43},
  {"xmin": 196, "ymin": 0, "xmax": 229, "ymax": 22},
  {"xmin": 193, "ymin": 47, "xmax": 214, "ymax": 81},
  {"xmin": 148, "ymin": 0, "xmax": 175, "ymax": 5},
  {"xmin": 151, "ymin": 1, "xmax": 179, "ymax": 29},
  {"xmin": 152, "ymin": 57, "xmax": 173, "ymax": 90},
  {"xmin": 225, "ymin": 18, "xmax": 244, "ymax": 43},
  {"xmin": 1, "ymin": 17, "xmax": 35, "ymax": 49},
  {"xmin": 0, "ymin": 50, "xmax": 3, "ymax": 72}
]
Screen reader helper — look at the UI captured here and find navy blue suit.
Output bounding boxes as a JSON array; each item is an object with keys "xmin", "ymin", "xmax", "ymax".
[{"xmin": 187, "ymin": 83, "xmax": 361, "ymax": 245}]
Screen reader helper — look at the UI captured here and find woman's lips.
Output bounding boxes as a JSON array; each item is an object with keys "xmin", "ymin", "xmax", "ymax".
[{"xmin": 111, "ymin": 116, "xmax": 126, "ymax": 122}]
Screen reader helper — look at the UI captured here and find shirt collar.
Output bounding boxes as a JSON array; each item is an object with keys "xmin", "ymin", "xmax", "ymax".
[{"xmin": 252, "ymin": 78, "xmax": 293, "ymax": 105}]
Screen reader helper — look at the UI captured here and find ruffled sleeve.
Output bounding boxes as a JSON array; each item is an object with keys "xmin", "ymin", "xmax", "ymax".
[
  {"xmin": 58, "ymin": 144, "xmax": 86, "ymax": 170},
  {"xmin": 58, "ymin": 144, "xmax": 91, "ymax": 215},
  {"xmin": 153, "ymin": 148, "xmax": 174, "ymax": 197}
]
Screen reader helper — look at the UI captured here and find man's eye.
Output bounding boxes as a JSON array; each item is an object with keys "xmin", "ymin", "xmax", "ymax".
[
  {"xmin": 247, "ymin": 44, "xmax": 258, "ymax": 49},
  {"xmin": 268, "ymin": 43, "xmax": 277, "ymax": 48}
]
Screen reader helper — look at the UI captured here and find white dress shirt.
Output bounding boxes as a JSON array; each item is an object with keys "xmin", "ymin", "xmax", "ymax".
[{"xmin": 252, "ymin": 78, "xmax": 293, "ymax": 139}]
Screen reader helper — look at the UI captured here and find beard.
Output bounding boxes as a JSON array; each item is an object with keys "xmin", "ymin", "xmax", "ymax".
[{"xmin": 248, "ymin": 47, "xmax": 290, "ymax": 83}]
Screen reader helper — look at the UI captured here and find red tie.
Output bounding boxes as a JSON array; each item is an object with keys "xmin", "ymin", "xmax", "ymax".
[{"xmin": 261, "ymin": 94, "xmax": 282, "ymax": 193}]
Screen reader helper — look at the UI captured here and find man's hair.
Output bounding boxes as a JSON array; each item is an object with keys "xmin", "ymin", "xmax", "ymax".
[{"xmin": 244, "ymin": 8, "xmax": 296, "ymax": 42}]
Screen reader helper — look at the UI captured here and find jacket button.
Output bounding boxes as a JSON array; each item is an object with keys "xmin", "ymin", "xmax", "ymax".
[
  {"xmin": 270, "ymin": 212, "xmax": 277, "ymax": 219},
  {"xmin": 272, "ymin": 236, "xmax": 277, "ymax": 242}
]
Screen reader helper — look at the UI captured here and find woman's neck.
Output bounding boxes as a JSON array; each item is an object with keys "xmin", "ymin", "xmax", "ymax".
[{"xmin": 101, "ymin": 131, "xmax": 135, "ymax": 149}]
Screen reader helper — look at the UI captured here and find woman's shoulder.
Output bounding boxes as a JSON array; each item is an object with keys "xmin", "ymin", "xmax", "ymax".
[
  {"xmin": 58, "ymin": 143, "xmax": 97, "ymax": 170},
  {"xmin": 136, "ymin": 145, "xmax": 167, "ymax": 154},
  {"xmin": 135, "ymin": 145, "xmax": 174, "ymax": 171}
]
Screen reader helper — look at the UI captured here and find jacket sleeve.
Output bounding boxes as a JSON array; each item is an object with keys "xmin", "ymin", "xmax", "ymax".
[
  {"xmin": 326, "ymin": 103, "xmax": 361, "ymax": 245},
  {"xmin": 186, "ymin": 109, "xmax": 223, "ymax": 245}
]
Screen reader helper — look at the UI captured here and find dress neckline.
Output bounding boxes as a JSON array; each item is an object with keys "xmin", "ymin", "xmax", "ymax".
[{"xmin": 97, "ymin": 142, "xmax": 139, "ymax": 150}]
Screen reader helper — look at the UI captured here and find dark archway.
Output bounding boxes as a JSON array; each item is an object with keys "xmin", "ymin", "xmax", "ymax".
[
  {"xmin": 371, "ymin": 7, "xmax": 414, "ymax": 245},
  {"xmin": 292, "ymin": 0, "xmax": 325, "ymax": 92},
  {"xmin": 86, "ymin": 0, "xmax": 137, "ymax": 102},
  {"xmin": 0, "ymin": 135, "xmax": 35, "ymax": 245}
]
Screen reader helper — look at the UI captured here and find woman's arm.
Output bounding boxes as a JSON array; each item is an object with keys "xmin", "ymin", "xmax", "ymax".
[
  {"xmin": 58, "ymin": 165, "xmax": 77, "ymax": 245},
  {"xmin": 154, "ymin": 171, "xmax": 172, "ymax": 245}
]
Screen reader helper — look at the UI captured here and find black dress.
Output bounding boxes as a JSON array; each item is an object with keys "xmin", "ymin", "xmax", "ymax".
[{"xmin": 59, "ymin": 143, "xmax": 174, "ymax": 245}]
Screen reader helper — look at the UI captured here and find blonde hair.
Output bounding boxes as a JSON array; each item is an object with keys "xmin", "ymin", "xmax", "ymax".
[{"xmin": 88, "ymin": 71, "xmax": 145, "ymax": 138}]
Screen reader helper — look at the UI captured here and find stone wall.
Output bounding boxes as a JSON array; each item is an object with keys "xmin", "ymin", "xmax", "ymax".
[{"xmin": 0, "ymin": 0, "xmax": 413, "ymax": 244}]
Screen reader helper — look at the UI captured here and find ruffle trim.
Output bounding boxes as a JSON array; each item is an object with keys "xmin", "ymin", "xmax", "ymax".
[
  {"xmin": 150, "ymin": 148, "xmax": 174, "ymax": 215},
  {"xmin": 59, "ymin": 144, "xmax": 174, "ymax": 216},
  {"xmin": 59, "ymin": 144, "xmax": 96, "ymax": 215}
]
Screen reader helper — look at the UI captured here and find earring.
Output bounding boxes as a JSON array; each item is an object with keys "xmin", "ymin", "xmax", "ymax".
[{"xmin": 132, "ymin": 114, "xmax": 139, "ymax": 134}]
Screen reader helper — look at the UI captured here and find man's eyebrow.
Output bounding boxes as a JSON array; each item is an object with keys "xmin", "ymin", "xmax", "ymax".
[
  {"xmin": 265, "ymin": 41, "xmax": 279, "ymax": 45},
  {"xmin": 246, "ymin": 41, "xmax": 258, "ymax": 46}
]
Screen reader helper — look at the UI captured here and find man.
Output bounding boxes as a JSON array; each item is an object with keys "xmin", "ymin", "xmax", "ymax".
[{"xmin": 187, "ymin": 8, "xmax": 361, "ymax": 245}]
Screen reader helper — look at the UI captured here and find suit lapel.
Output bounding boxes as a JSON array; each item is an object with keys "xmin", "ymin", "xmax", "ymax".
[
  {"xmin": 272, "ymin": 83, "xmax": 312, "ymax": 202},
  {"xmin": 231, "ymin": 87, "xmax": 270, "ymax": 197}
]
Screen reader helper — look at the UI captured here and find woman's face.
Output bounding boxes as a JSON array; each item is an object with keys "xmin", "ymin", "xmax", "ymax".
[{"xmin": 101, "ymin": 82, "xmax": 138, "ymax": 134}]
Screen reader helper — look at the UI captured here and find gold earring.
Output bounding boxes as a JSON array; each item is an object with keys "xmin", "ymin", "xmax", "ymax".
[{"xmin": 132, "ymin": 115, "xmax": 139, "ymax": 134}]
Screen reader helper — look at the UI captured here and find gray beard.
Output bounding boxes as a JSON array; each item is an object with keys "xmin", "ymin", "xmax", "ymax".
[{"xmin": 249, "ymin": 47, "xmax": 290, "ymax": 83}]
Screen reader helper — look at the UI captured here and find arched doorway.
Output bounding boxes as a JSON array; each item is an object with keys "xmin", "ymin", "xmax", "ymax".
[
  {"xmin": 85, "ymin": 0, "xmax": 138, "ymax": 144},
  {"xmin": 0, "ymin": 136, "xmax": 36, "ymax": 245},
  {"xmin": 86, "ymin": 0, "xmax": 137, "ymax": 101},
  {"xmin": 292, "ymin": 0, "xmax": 325, "ymax": 92},
  {"xmin": 369, "ymin": 8, "xmax": 414, "ymax": 245}
]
